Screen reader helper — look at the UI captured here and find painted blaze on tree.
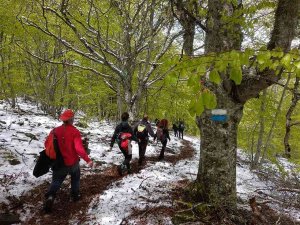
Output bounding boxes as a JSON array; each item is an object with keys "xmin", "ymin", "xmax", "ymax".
[{"xmin": 174, "ymin": 0, "xmax": 300, "ymax": 209}]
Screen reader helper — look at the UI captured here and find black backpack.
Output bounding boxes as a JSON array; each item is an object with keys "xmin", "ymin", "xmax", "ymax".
[{"xmin": 136, "ymin": 123, "xmax": 148, "ymax": 139}]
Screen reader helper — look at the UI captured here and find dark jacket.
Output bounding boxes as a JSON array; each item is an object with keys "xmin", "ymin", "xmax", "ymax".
[
  {"xmin": 110, "ymin": 121, "xmax": 137, "ymax": 148},
  {"xmin": 172, "ymin": 124, "xmax": 178, "ymax": 130},
  {"xmin": 154, "ymin": 128, "xmax": 170, "ymax": 142}
]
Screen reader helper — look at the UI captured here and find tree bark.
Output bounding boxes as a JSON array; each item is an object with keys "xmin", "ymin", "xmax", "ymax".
[
  {"xmin": 252, "ymin": 89, "xmax": 267, "ymax": 168},
  {"xmin": 172, "ymin": 0, "xmax": 196, "ymax": 56},
  {"xmin": 196, "ymin": 99, "xmax": 243, "ymax": 208},
  {"xmin": 116, "ymin": 82, "xmax": 122, "ymax": 120},
  {"xmin": 284, "ymin": 77, "xmax": 300, "ymax": 157}
]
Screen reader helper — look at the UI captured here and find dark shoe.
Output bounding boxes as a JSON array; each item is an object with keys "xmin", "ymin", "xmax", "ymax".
[
  {"xmin": 158, "ymin": 155, "xmax": 164, "ymax": 161},
  {"xmin": 118, "ymin": 164, "xmax": 126, "ymax": 176},
  {"xmin": 44, "ymin": 196, "xmax": 54, "ymax": 213},
  {"xmin": 71, "ymin": 193, "xmax": 81, "ymax": 202},
  {"xmin": 138, "ymin": 159, "xmax": 143, "ymax": 166},
  {"xmin": 138, "ymin": 158, "xmax": 145, "ymax": 167},
  {"xmin": 117, "ymin": 165, "xmax": 123, "ymax": 176}
]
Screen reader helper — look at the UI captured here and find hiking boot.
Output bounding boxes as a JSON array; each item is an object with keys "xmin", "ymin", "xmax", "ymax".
[
  {"xmin": 158, "ymin": 155, "xmax": 164, "ymax": 161},
  {"xmin": 117, "ymin": 164, "xmax": 125, "ymax": 176},
  {"xmin": 138, "ymin": 159, "xmax": 142, "ymax": 166},
  {"xmin": 44, "ymin": 196, "xmax": 54, "ymax": 213},
  {"xmin": 71, "ymin": 193, "xmax": 81, "ymax": 202}
]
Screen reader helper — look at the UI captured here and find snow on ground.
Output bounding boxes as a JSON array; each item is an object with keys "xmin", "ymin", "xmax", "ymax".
[
  {"xmin": 84, "ymin": 137, "xmax": 199, "ymax": 225},
  {"xmin": 0, "ymin": 98, "xmax": 299, "ymax": 224}
]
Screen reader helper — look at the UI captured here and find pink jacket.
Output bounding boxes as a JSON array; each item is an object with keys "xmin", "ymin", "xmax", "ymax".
[{"xmin": 46, "ymin": 124, "xmax": 91, "ymax": 166}]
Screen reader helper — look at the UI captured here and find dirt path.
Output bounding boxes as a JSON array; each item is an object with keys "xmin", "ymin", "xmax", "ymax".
[{"xmin": 6, "ymin": 139, "xmax": 195, "ymax": 225}]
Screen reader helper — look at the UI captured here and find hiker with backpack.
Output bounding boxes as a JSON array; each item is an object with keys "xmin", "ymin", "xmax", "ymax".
[
  {"xmin": 44, "ymin": 109, "xmax": 93, "ymax": 213},
  {"xmin": 109, "ymin": 112, "xmax": 137, "ymax": 175},
  {"xmin": 154, "ymin": 119, "xmax": 171, "ymax": 160},
  {"xmin": 178, "ymin": 121, "xmax": 185, "ymax": 139},
  {"xmin": 133, "ymin": 114, "xmax": 155, "ymax": 166},
  {"xmin": 172, "ymin": 123, "xmax": 178, "ymax": 137}
]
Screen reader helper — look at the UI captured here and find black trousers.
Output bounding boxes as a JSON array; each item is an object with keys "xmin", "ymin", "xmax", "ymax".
[
  {"xmin": 45, "ymin": 162, "xmax": 80, "ymax": 198},
  {"xmin": 159, "ymin": 139, "xmax": 168, "ymax": 159},
  {"xmin": 174, "ymin": 129, "xmax": 178, "ymax": 137},
  {"xmin": 120, "ymin": 148, "xmax": 132, "ymax": 170},
  {"xmin": 178, "ymin": 129, "xmax": 184, "ymax": 139},
  {"xmin": 138, "ymin": 140, "xmax": 148, "ymax": 164}
]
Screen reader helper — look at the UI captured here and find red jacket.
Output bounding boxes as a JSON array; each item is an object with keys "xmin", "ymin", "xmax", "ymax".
[{"xmin": 45, "ymin": 124, "xmax": 91, "ymax": 166}]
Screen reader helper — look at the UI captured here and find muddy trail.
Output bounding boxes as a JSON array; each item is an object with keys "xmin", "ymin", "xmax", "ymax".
[{"xmin": 4, "ymin": 139, "xmax": 195, "ymax": 225}]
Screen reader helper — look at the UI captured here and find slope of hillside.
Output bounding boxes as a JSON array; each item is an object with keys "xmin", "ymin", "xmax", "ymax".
[{"xmin": 0, "ymin": 98, "xmax": 299, "ymax": 224}]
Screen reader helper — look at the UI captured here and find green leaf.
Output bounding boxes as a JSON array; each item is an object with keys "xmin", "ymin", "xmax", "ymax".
[
  {"xmin": 257, "ymin": 51, "xmax": 271, "ymax": 65},
  {"xmin": 240, "ymin": 52, "xmax": 249, "ymax": 66},
  {"xmin": 188, "ymin": 100, "xmax": 197, "ymax": 116},
  {"xmin": 294, "ymin": 61, "xmax": 300, "ymax": 69},
  {"xmin": 187, "ymin": 74, "xmax": 198, "ymax": 86},
  {"xmin": 230, "ymin": 50, "xmax": 239, "ymax": 60},
  {"xmin": 180, "ymin": 68, "xmax": 188, "ymax": 77},
  {"xmin": 245, "ymin": 48, "xmax": 254, "ymax": 57},
  {"xmin": 281, "ymin": 53, "xmax": 292, "ymax": 68},
  {"xmin": 295, "ymin": 68, "xmax": 300, "ymax": 77},
  {"xmin": 202, "ymin": 92, "xmax": 217, "ymax": 109},
  {"xmin": 271, "ymin": 49, "xmax": 284, "ymax": 58},
  {"xmin": 215, "ymin": 57, "xmax": 227, "ymax": 72},
  {"xmin": 195, "ymin": 96, "xmax": 204, "ymax": 114},
  {"xmin": 230, "ymin": 66, "xmax": 242, "ymax": 85},
  {"xmin": 209, "ymin": 69, "xmax": 221, "ymax": 84},
  {"xmin": 192, "ymin": 83, "xmax": 201, "ymax": 93},
  {"xmin": 166, "ymin": 72, "xmax": 178, "ymax": 84},
  {"xmin": 269, "ymin": 60, "xmax": 279, "ymax": 70},
  {"xmin": 196, "ymin": 65, "xmax": 206, "ymax": 75}
]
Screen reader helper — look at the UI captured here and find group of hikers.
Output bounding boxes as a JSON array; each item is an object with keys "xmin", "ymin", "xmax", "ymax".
[
  {"xmin": 40, "ymin": 109, "xmax": 183, "ymax": 213},
  {"xmin": 172, "ymin": 121, "xmax": 185, "ymax": 139}
]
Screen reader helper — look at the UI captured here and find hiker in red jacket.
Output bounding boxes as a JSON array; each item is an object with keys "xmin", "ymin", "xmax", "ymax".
[{"xmin": 44, "ymin": 109, "xmax": 93, "ymax": 213}]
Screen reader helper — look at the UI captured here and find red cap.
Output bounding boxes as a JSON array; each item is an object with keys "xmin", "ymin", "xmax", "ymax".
[{"xmin": 59, "ymin": 109, "xmax": 74, "ymax": 121}]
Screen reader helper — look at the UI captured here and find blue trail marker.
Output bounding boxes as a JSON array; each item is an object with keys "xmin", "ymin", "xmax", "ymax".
[{"xmin": 210, "ymin": 109, "xmax": 228, "ymax": 122}]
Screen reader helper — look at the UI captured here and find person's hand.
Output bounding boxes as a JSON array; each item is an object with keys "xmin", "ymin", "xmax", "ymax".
[{"xmin": 87, "ymin": 160, "xmax": 94, "ymax": 168}]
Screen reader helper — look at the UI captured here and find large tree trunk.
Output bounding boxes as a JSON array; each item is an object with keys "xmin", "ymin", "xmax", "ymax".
[
  {"xmin": 195, "ymin": 0, "xmax": 243, "ymax": 208},
  {"xmin": 194, "ymin": 0, "xmax": 299, "ymax": 209},
  {"xmin": 197, "ymin": 97, "xmax": 243, "ymax": 208}
]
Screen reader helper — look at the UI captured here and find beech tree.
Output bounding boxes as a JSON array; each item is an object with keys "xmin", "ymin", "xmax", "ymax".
[
  {"xmin": 172, "ymin": 0, "xmax": 300, "ymax": 209},
  {"xmin": 20, "ymin": 0, "xmax": 182, "ymax": 119}
]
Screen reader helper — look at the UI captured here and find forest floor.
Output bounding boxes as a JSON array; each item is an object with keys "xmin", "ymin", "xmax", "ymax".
[
  {"xmin": 0, "ymin": 98, "xmax": 300, "ymax": 225},
  {"xmin": 2, "ymin": 140, "xmax": 196, "ymax": 225},
  {"xmin": 2, "ymin": 141, "xmax": 300, "ymax": 225}
]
